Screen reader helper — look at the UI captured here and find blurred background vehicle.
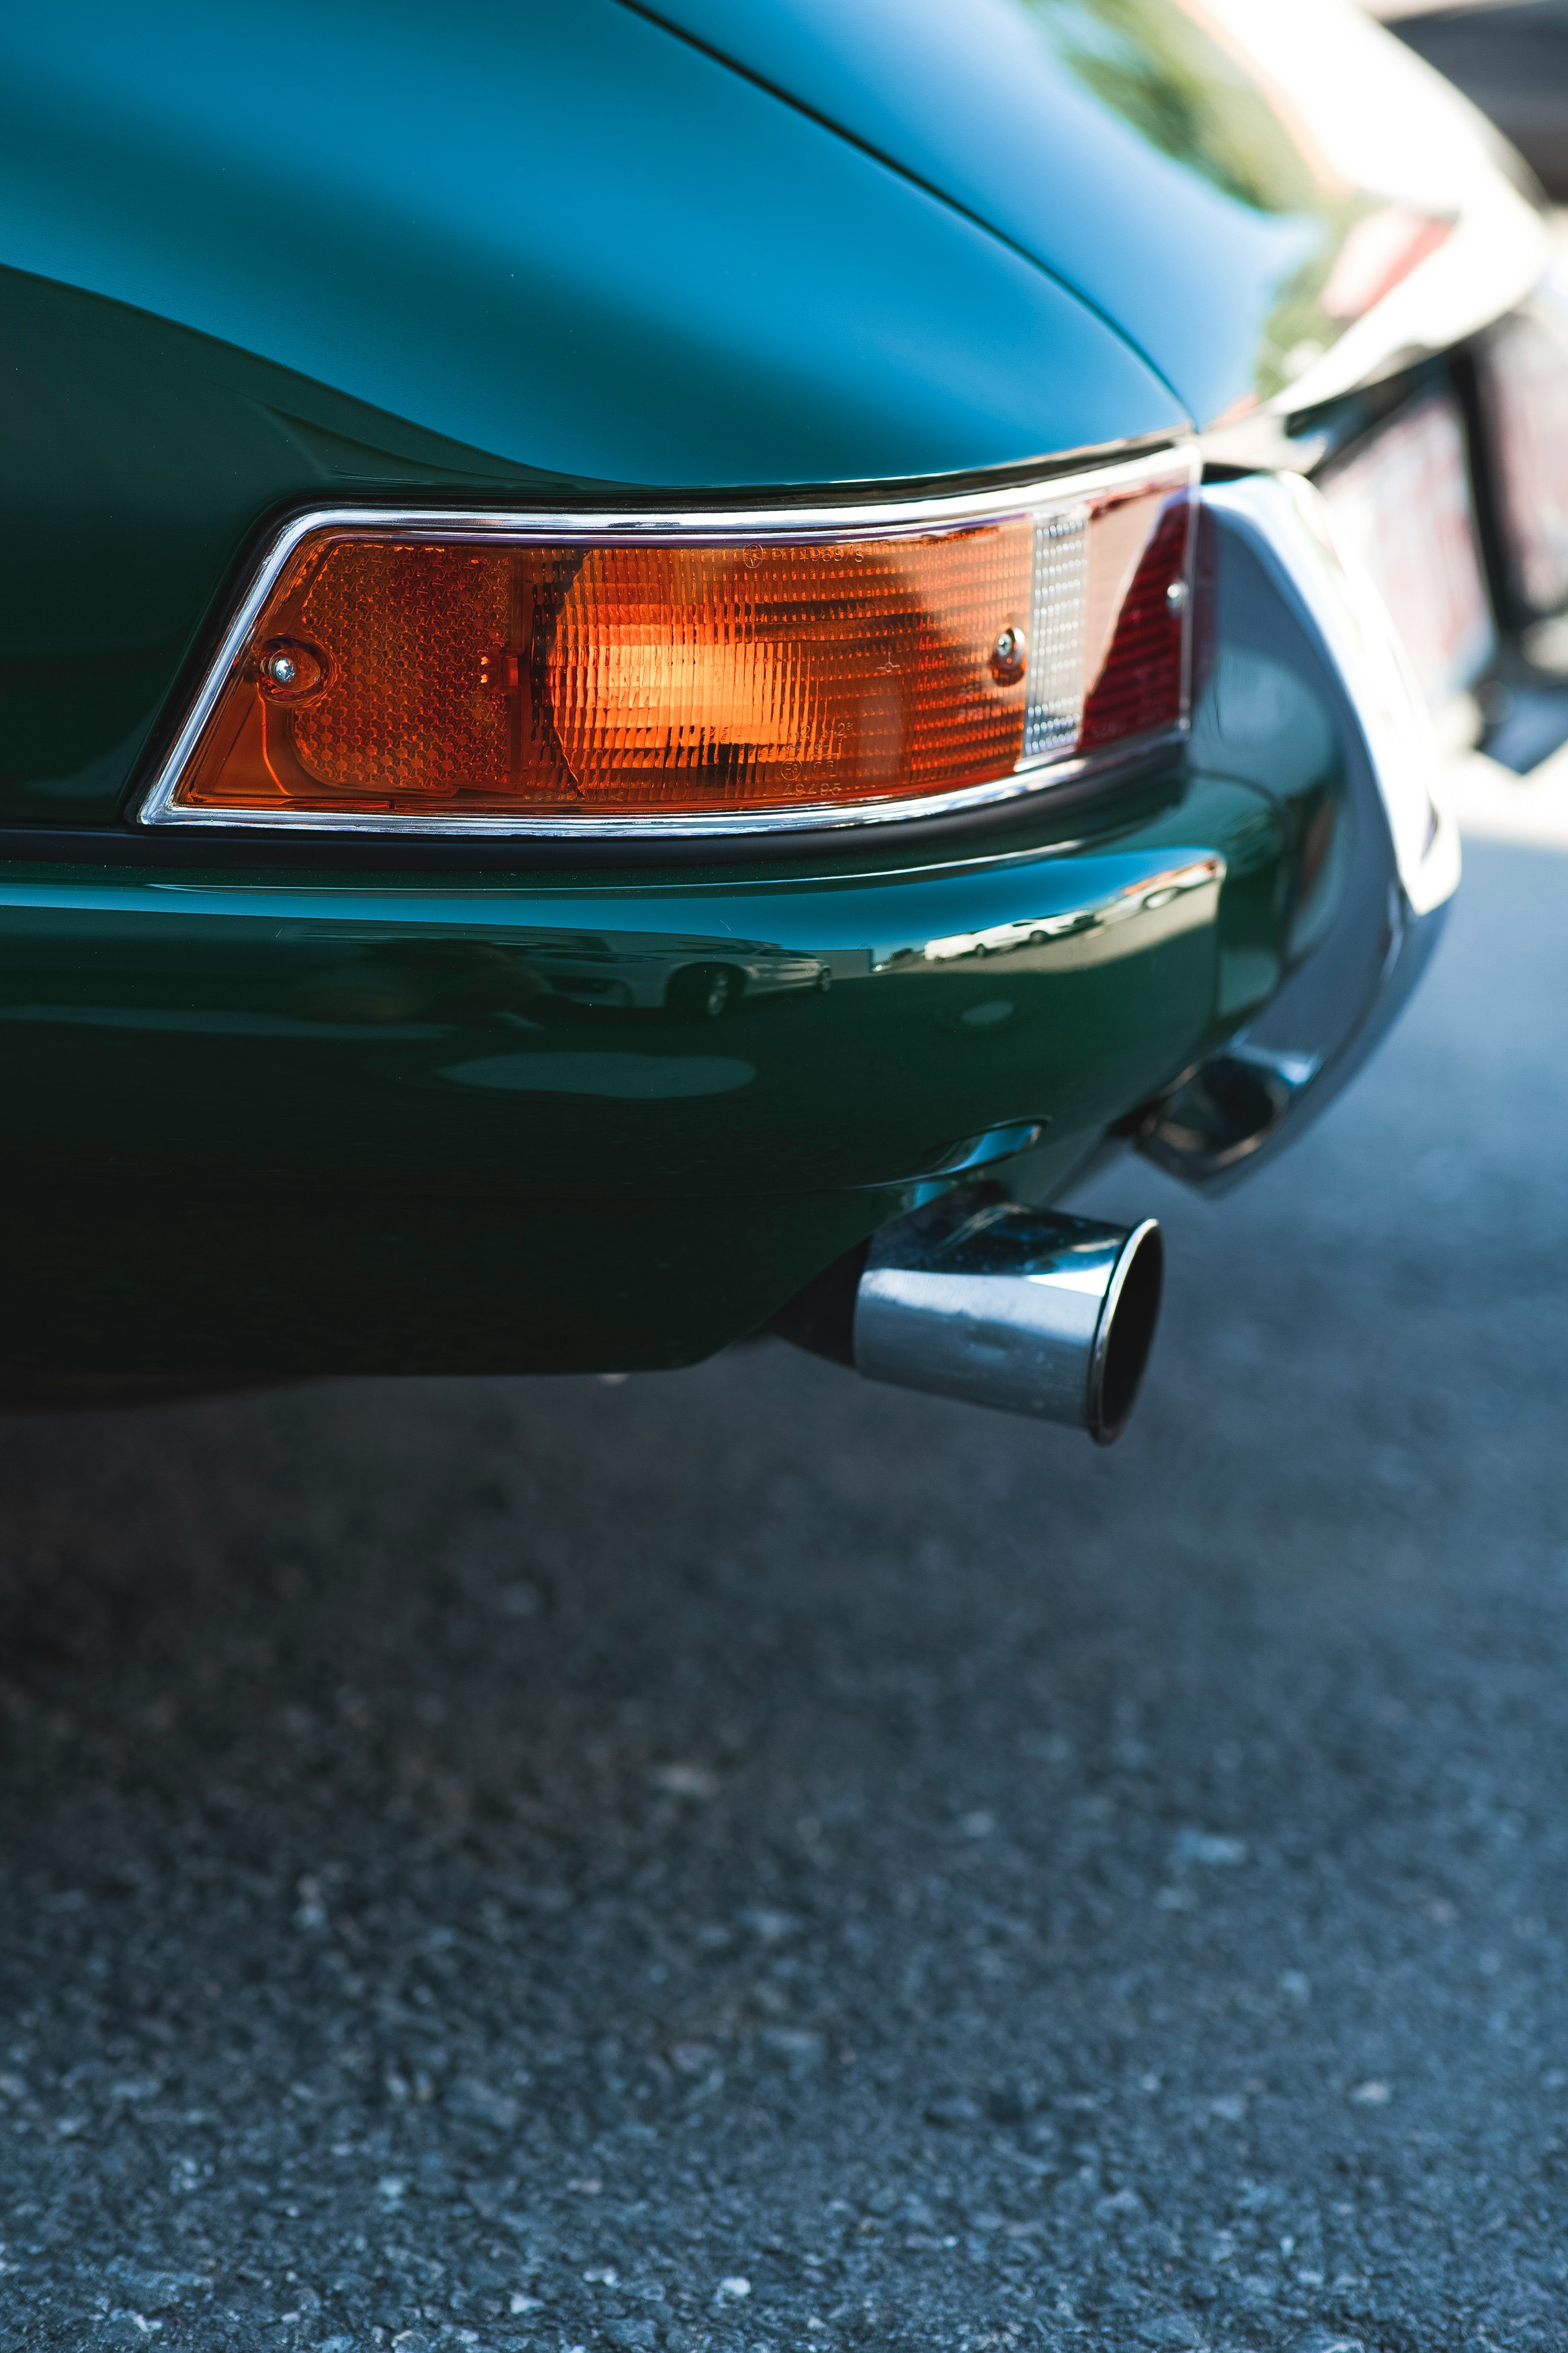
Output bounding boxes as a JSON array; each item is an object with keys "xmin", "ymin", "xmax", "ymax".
[
  {"xmin": 1363, "ymin": 0, "xmax": 1568, "ymax": 770},
  {"xmin": 1374, "ymin": 0, "xmax": 1568, "ymax": 198}
]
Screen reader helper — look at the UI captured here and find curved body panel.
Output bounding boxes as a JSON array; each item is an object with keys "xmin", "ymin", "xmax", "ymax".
[
  {"xmin": 636, "ymin": 0, "xmax": 1545, "ymax": 423},
  {"xmin": 0, "ymin": 2, "xmax": 1180, "ymax": 486}
]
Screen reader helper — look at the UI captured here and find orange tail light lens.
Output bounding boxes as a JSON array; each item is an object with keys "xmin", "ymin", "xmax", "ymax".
[{"xmin": 142, "ymin": 454, "xmax": 1195, "ymax": 834}]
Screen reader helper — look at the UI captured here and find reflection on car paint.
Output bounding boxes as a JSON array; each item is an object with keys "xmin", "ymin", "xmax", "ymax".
[
  {"xmin": 918, "ymin": 1117, "xmax": 1050, "ymax": 1176},
  {"xmin": 0, "ymin": 814, "xmax": 1263, "ymax": 1266},
  {"xmin": 523, "ymin": 934, "xmax": 833, "ymax": 1016},
  {"xmin": 0, "ymin": 852, "xmax": 1233, "ymax": 1062},
  {"xmin": 905, "ymin": 856, "xmax": 1224, "ymax": 967}
]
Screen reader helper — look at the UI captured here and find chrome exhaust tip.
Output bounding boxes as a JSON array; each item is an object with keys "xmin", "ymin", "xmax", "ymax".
[
  {"xmin": 856, "ymin": 1199, "xmax": 1163, "ymax": 1443},
  {"xmin": 775, "ymin": 1197, "xmax": 1164, "ymax": 1443}
]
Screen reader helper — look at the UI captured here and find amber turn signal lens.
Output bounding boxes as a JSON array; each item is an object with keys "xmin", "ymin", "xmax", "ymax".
[{"xmin": 150, "ymin": 459, "xmax": 1194, "ymax": 830}]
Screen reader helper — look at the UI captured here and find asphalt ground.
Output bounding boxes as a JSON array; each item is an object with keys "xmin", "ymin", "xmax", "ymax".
[{"xmin": 1, "ymin": 821, "xmax": 1567, "ymax": 2353}]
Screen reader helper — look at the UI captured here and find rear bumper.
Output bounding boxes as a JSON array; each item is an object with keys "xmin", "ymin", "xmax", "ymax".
[{"xmin": 0, "ymin": 770, "xmax": 1282, "ymax": 1372}]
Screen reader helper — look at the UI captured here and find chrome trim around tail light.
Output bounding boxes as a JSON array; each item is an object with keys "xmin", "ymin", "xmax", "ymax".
[{"xmin": 134, "ymin": 443, "xmax": 1197, "ymax": 838}]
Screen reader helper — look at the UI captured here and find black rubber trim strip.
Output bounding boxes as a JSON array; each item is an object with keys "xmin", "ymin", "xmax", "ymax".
[{"xmin": 7, "ymin": 752, "xmax": 1184, "ymax": 879}]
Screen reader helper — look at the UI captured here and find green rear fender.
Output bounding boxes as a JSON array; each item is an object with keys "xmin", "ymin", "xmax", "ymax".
[{"xmin": 0, "ymin": 775, "xmax": 1288, "ymax": 1372}]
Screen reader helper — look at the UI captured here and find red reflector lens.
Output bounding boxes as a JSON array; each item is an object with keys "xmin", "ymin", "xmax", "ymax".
[
  {"xmin": 150, "ymin": 461, "xmax": 1194, "ymax": 830},
  {"xmin": 1080, "ymin": 493, "xmax": 1190, "ymax": 751}
]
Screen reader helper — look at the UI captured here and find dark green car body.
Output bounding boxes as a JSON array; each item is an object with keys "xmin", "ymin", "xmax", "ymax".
[{"xmin": 0, "ymin": 0, "xmax": 1528, "ymax": 1374}]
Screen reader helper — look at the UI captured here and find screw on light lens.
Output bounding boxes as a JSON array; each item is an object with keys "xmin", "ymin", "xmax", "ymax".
[
  {"xmin": 989, "ymin": 624, "xmax": 1026, "ymax": 686},
  {"xmin": 256, "ymin": 637, "xmax": 328, "ymax": 701}
]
